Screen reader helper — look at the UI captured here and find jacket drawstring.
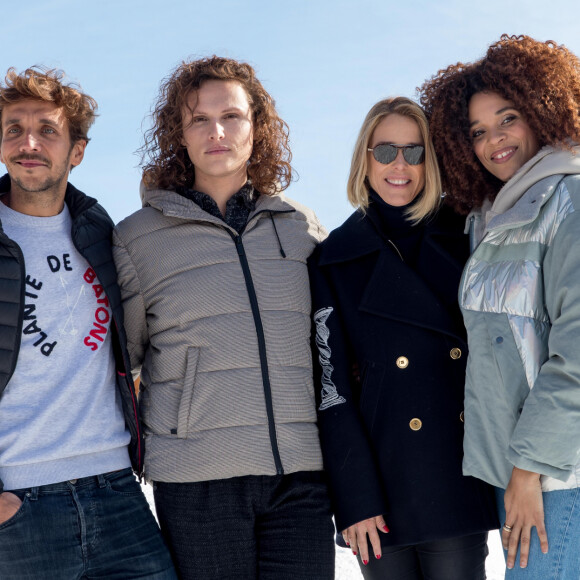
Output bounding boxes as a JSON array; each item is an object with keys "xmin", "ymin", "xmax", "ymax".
[{"xmin": 269, "ymin": 212, "xmax": 287, "ymax": 258}]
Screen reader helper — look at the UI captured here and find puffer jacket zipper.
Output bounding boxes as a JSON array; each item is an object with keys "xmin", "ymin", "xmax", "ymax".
[
  {"xmin": 468, "ymin": 215, "xmax": 477, "ymax": 254},
  {"xmin": 229, "ymin": 231, "xmax": 284, "ymax": 475}
]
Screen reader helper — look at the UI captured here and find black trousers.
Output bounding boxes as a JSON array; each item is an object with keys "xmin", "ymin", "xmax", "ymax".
[
  {"xmin": 359, "ymin": 532, "xmax": 489, "ymax": 580},
  {"xmin": 153, "ymin": 471, "xmax": 335, "ymax": 580}
]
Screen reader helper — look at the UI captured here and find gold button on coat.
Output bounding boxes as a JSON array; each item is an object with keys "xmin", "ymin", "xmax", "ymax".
[
  {"xmin": 450, "ymin": 347, "xmax": 462, "ymax": 360},
  {"xmin": 396, "ymin": 356, "xmax": 409, "ymax": 368},
  {"xmin": 409, "ymin": 418, "xmax": 422, "ymax": 431},
  {"xmin": 460, "ymin": 411, "xmax": 465, "ymax": 423}
]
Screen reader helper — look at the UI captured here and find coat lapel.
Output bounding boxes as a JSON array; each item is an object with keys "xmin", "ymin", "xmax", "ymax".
[
  {"xmin": 322, "ymin": 207, "xmax": 468, "ymax": 341},
  {"xmin": 359, "ymin": 242, "xmax": 464, "ymax": 341}
]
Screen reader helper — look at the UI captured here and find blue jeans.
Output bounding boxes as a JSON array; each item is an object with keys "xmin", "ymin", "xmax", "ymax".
[
  {"xmin": 496, "ymin": 486, "xmax": 580, "ymax": 579},
  {"xmin": 0, "ymin": 468, "xmax": 177, "ymax": 580},
  {"xmin": 153, "ymin": 471, "xmax": 335, "ymax": 580}
]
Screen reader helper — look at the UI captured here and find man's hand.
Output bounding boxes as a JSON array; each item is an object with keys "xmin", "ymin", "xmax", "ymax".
[{"xmin": 0, "ymin": 492, "xmax": 22, "ymax": 525}]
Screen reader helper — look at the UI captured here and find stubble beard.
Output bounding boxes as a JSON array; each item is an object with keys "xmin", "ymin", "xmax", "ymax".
[{"xmin": 8, "ymin": 155, "xmax": 71, "ymax": 208}]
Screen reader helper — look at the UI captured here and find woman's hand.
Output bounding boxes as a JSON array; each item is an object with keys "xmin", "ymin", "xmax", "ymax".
[
  {"xmin": 502, "ymin": 467, "xmax": 548, "ymax": 569},
  {"xmin": 342, "ymin": 515, "xmax": 389, "ymax": 565},
  {"xmin": 0, "ymin": 492, "xmax": 22, "ymax": 524}
]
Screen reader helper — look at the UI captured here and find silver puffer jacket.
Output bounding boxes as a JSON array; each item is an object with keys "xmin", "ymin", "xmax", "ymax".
[{"xmin": 460, "ymin": 146, "xmax": 580, "ymax": 491}]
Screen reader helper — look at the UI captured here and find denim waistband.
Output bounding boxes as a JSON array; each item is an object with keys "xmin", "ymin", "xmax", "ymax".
[{"xmin": 12, "ymin": 467, "xmax": 132, "ymax": 498}]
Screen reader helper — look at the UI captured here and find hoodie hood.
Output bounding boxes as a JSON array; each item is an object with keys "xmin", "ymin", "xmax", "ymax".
[
  {"xmin": 487, "ymin": 145, "xmax": 580, "ymax": 224},
  {"xmin": 465, "ymin": 146, "xmax": 580, "ymax": 246}
]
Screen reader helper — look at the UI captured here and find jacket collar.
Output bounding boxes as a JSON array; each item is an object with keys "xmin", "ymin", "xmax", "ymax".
[
  {"xmin": 486, "ymin": 145, "xmax": 580, "ymax": 230},
  {"xmin": 487, "ymin": 174, "xmax": 566, "ymax": 232},
  {"xmin": 140, "ymin": 181, "xmax": 296, "ymax": 227},
  {"xmin": 317, "ymin": 203, "xmax": 468, "ymax": 341},
  {"xmin": 316, "ymin": 210, "xmax": 384, "ymax": 266},
  {"xmin": 317, "ymin": 202, "xmax": 464, "ymax": 267},
  {"xmin": 0, "ymin": 173, "xmax": 97, "ymax": 222}
]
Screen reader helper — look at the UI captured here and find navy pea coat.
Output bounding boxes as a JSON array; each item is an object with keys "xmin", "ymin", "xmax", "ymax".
[{"xmin": 308, "ymin": 203, "xmax": 499, "ymax": 547}]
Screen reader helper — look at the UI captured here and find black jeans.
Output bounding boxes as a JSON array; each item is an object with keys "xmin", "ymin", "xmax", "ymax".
[
  {"xmin": 154, "ymin": 471, "xmax": 335, "ymax": 580},
  {"xmin": 359, "ymin": 532, "xmax": 489, "ymax": 580}
]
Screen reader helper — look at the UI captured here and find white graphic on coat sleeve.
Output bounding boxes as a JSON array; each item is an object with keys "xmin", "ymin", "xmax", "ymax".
[{"xmin": 314, "ymin": 307, "xmax": 346, "ymax": 410}]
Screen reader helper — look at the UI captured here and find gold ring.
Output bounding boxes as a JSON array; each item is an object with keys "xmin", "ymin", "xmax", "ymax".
[{"xmin": 502, "ymin": 523, "xmax": 513, "ymax": 533}]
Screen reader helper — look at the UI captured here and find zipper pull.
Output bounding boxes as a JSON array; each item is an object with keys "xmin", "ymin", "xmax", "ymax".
[{"xmin": 468, "ymin": 215, "xmax": 476, "ymax": 254}]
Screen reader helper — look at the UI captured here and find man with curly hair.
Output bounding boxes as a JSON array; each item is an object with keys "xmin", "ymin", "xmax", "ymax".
[
  {"xmin": 420, "ymin": 35, "xmax": 580, "ymax": 579},
  {"xmin": 0, "ymin": 66, "xmax": 176, "ymax": 579},
  {"xmin": 113, "ymin": 56, "xmax": 335, "ymax": 580}
]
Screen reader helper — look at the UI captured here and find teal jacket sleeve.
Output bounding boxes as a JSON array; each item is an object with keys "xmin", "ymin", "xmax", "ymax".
[{"xmin": 508, "ymin": 181, "xmax": 580, "ymax": 479}]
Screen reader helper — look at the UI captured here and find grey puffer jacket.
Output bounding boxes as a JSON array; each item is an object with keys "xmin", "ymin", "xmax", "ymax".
[
  {"xmin": 113, "ymin": 185, "xmax": 326, "ymax": 483},
  {"xmin": 460, "ymin": 146, "xmax": 580, "ymax": 491}
]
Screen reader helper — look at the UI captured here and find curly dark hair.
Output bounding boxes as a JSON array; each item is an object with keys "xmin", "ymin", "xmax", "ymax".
[
  {"xmin": 0, "ymin": 66, "xmax": 97, "ymax": 144},
  {"xmin": 140, "ymin": 56, "xmax": 292, "ymax": 194},
  {"xmin": 419, "ymin": 35, "xmax": 580, "ymax": 214}
]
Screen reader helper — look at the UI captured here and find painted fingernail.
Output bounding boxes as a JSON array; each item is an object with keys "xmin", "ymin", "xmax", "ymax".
[
  {"xmin": 363, "ymin": 560, "xmax": 368, "ymax": 566},
  {"xmin": 383, "ymin": 525, "xmax": 390, "ymax": 532},
  {"xmin": 345, "ymin": 541, "xmax": 350, "ymax": 546},
  {"xmin": 352, "ymin": 551, "xmax": 357, "ymax": 556},
  {"xmin": 375, "ymin": 554, "xmax": 381, "ymax": 560}
]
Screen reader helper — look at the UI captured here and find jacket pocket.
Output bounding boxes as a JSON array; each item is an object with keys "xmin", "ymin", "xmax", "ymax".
[
  {"xmin": 176, "ymin": 346, "xmax": 200, "ymax": 438},
  {"xmin": 359, "ymin": 360, "xmax": 386, "ymax": 433}
]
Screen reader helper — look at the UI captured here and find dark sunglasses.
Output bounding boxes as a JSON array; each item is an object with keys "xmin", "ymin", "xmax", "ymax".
[{"xmin": 367, "ymin": 143, "xmax": 425, "ymax": 166}]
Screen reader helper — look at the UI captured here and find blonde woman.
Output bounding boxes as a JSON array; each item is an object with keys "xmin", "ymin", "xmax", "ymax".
[{"xmin": 308, "ymin": 97, "xmax": 498, "ymax": 579}]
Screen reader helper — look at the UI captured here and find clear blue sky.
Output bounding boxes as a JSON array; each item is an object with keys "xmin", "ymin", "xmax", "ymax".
[{"xmin": 3, "ymin": 0, "xmax": 579, "ymax": 229}]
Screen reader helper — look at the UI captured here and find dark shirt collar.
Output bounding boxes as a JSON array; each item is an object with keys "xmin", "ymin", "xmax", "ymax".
[{"xmin": 177, "ymin": 183, "xmax": 257, "ymax": 234}]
